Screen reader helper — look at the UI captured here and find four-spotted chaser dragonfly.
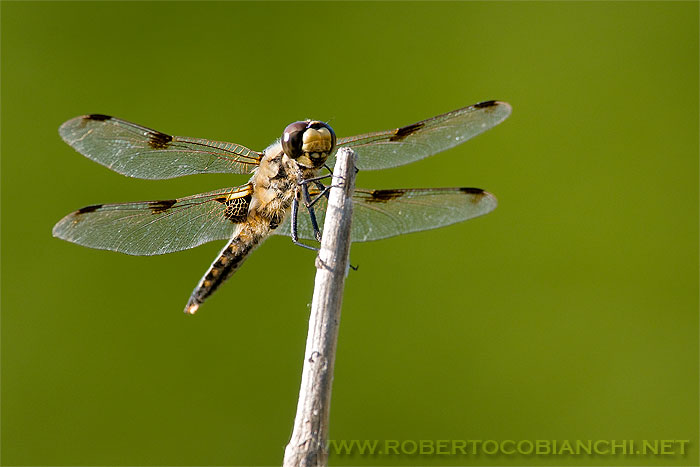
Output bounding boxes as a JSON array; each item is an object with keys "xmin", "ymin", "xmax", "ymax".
[{"xmin": 53, "ymin": 101, "xmax": 511, "ymax": 314}]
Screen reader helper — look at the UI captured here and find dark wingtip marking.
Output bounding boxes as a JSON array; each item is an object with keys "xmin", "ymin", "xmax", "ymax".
[
  {"xmin": 366, "ymin": 189, "xmax": 406, "ymax": 203},
  {"xmin": 460, "ymin": 187, "xmax": 490, "ymax": 204},
  {"xmin": 77, "ymin": 204, "xmax": 103, "ymax": 214},
  {"xmin": 147, "ymin": 130, "xmax": 173, "ymax": 149},
  {"xmin": 473, "ymin": 100, "xmax": 498, "ymax": 109},
  {"xmin": 149, "ymin": 199, "xmax": 177, "ymax": 214},
  {"xmin": 390, "ymin": 121, "xmax": 425, "ymax": 142},
  {"xmin": 459, "ymin": 187, "xmax": 485, "ymax": 195},
  {"xmin": 85, "ymin": 114, "xmax": 112, "ymax": 121}
]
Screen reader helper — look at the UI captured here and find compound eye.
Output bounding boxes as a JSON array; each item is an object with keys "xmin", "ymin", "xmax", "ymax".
[
  {"xmin": 282, "ymin": 121, "xmax": 308, "ymax": 159},
  {"xmin": 307, "ymin": 121, "xmax": 336, "ymax": 154}
]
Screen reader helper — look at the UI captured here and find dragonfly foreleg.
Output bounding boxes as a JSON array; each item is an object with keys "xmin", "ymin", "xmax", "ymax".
[
  {"xmin": 298, "ymin": 173, "xmax": 332, "ymax": 185},
  {"xmin": 307, "ymin": 183, "xmax": 332, "ymax": 208},
  {"xmin": 312, "ymin": 180, "xmax": 331, "ymax": 202}
]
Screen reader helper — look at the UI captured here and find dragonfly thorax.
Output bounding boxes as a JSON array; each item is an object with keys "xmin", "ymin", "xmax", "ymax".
[{"xmin": 281, "ymin": 120, "xmax": 336, "ymax": 169}]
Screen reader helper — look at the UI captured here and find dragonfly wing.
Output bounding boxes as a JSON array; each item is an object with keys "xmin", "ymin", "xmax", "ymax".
[
  {"xmin": 331, "ymin": 101, "xmax": 510, "ymax": 170},
  {"xmin": 275, "ymin": 187, "xmax": 497, "ymax": 243},
  {"xmin": 59, "ymin": 115, "xmax": 262, "ymax": 179},
  {"xmin": 52, "ymin": 185, "xmax": 253, "ymax": 255}
]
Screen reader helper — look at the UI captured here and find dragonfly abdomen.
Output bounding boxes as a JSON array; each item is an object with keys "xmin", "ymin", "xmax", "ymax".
[{"xmin": 184, "ymin": 222, "xmax": 268, "ymax": 314}]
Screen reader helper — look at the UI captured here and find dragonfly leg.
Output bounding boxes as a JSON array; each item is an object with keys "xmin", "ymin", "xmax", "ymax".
[
  {"xmin": 294, "ymin": 240, "xmax": 320, "ymax": 252},
  {"xmin": 306, "ymin": 166, "xmax": 339, "ymax": 205},
  {"xmin": 299, "ymin": 164, "xmax": 334, "ymax": 184},
  {"xmin": 290, "ymin": 194, "xmax": 300, "ymax": 243},
  {"xmin": 308, "ymin": 183, "xmax": 331, "ymax": 208},
  {"xmin": 315, "ymin": 180, "xmax": 329, "ymax": 191},
  {"xmin": 300, "ymin": 182, "xmax": 323, "ymax": 242},
  {"xmin": 290, "ymin": 194, "xmax": 320, "ymax": 251},
  {"xmin": 298, "ymin": 164, "xmax": 334, "ymax": 195},
  {"xmin": 295, "ymin": 162, "xmax": 355, "ymax": 243},
  {"xmin": 310, "ymin": 163, "xmax": 353, "ymax": 202},
  {"xmin": 298, "ymin": 173, "xmax": 332, "ymax": 185}
]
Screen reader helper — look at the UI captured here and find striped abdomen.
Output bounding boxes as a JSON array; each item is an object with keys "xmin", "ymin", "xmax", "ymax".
[{"xmin": 184, "ymin": 223, "xmax": 266, "ymax": 314}]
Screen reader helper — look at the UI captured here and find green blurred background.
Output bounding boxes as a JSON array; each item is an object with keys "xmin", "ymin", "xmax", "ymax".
[{"xmin": 1, "ymin": 2, "xmax": 697, "ymax": 466}]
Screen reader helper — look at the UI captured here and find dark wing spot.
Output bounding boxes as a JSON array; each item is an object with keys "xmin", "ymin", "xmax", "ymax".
[
  {"xmin": 147, "ymin": 130, "xmax": 173, "ymax": 149},
  {"xmin": 459, "ymin": 187, "xmax": 487, "ymax": 204},
  {"xmin": 149, "ymin": 199, "xmax": 177, "ymax": 214},
  {"xmin": 389, "ymin": 122, "xmax": 425, "ymax": 142},
  {"xmin": 85, "ymin": 114, "xmax": 112, "ymax": 121},
  {"xmin": 215, "ymin": 194, "xmax": 251, "ymax": 223},
  {"xmin": 459, "ymin": 187, "xmax": 485, "ymax": 195},
  {"xmin": 365, "ymin": 189, "xmax": 406, "ymax": 203},
  {"xmin": 473, "ymin": 100, "xmax": 497, "ymax": 109},
  {"xmin": 77, "ymin": 204, "xmax": 103, "ymax": 214}
]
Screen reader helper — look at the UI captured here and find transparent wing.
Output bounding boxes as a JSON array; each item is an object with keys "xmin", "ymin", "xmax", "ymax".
[
  {"xmin": 275, "ymin": 187, "xmax": 497, "ymax": 243},
  {"xmin": 59, "ymin": 115, "xmax": 262, "ymax": 179},
  {"xmin": 52, "ymin": 185, "xmax": 253, "ymax": 255},
  {"xmin": 329, "ymin": 101, "xmax": 511, "ymax": 170}
]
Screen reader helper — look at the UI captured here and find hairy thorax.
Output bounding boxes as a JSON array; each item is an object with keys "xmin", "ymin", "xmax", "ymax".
[{"xmin": 246, "ymin": 141, "xmax": 319, "ymax": 236}]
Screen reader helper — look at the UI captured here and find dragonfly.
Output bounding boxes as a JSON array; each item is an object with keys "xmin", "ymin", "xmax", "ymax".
[{"xmin": 53, "ymin": 101, "xmax": 511, "ymax": 314}]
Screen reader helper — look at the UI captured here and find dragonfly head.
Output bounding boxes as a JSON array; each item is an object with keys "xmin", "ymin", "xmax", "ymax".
[{"xmin": 282, "ymin": 120, "xmax": 336, "ymax": 169}]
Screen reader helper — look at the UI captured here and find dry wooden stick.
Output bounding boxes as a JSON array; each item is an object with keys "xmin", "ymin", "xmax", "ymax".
[{"xmin": 283, "ymin": 148, "xmax": 357, "ymax": 467}]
